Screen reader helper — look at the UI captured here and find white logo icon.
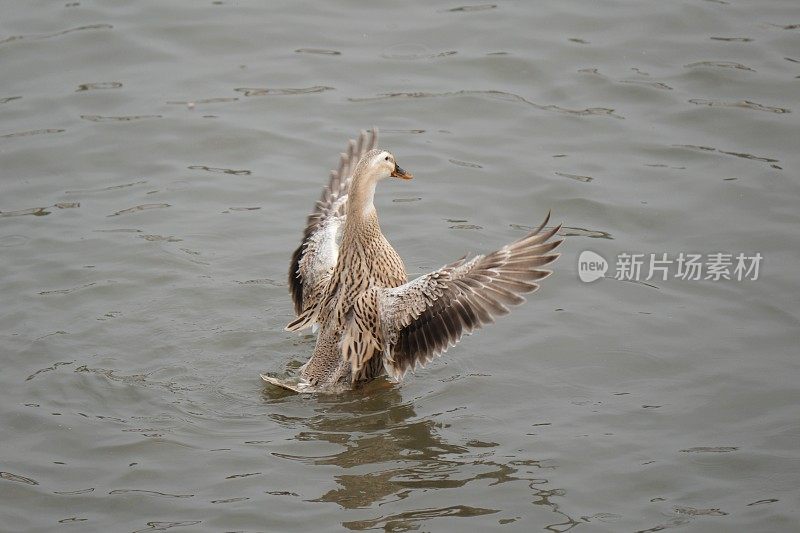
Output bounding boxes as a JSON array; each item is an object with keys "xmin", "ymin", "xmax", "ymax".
[{"xmin": 578, "ymin": 250, "xmax": 608, "ymax": 282}]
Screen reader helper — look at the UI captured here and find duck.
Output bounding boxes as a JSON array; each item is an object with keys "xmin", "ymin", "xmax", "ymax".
[{"xmin": 261, "ymin": 128, "xmax": 563, "ymax": 393}]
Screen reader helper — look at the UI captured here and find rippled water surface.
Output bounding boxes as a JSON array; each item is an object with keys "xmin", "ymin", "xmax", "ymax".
[{"xmin": 2, "ymin": 1, "xmax": 799, "ymax": 531}]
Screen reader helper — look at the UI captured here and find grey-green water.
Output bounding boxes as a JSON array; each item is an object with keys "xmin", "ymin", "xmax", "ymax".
[{"xmin": 2, "ymin": 1, "xmax": 799, "ymax": 531}]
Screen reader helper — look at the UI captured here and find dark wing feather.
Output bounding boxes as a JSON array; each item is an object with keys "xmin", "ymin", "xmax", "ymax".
[
  {"xmin": 288, "ymin": 128, "xmax": 379, "ymax": 315},
  {"xmin": 379, "ymin": 213, "xmax": 563, "ymax": 380}
]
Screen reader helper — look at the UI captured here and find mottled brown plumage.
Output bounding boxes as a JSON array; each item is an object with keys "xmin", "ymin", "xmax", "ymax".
[{"xmin": 263, "ymin": 129, "xmax": 563, "ymax": 393}]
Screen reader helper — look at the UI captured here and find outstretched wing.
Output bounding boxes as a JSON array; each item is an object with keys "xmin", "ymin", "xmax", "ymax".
[
  {"xmin": 288, "ymin": 128, "xmax": 379, "ymax": 317},
  {"xmin": 376, "ymin": 213, "xmax": 563, "ymax": 380}
]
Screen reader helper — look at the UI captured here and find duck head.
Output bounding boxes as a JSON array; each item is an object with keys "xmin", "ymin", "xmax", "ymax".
[
  {"xmin": 355, "ymin": 149, "xmax": 413, "ymax": 184},
  {"xmin": 347, "ymin": 148, "xmax": 413, "ymax": 218}
]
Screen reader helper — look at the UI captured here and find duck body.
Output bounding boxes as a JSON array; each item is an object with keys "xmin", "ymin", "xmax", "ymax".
[
  {"xmin": 264, "ymin": 129, "xmax": 563, "ymax": 393},
  {"xmin": 302, "ymin": 201, "xmax": 407, "ymax": 387}
]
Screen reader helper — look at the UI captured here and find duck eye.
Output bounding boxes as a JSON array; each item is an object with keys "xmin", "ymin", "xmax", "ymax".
[{"xmin": 385, "ymin": 156, "xmax": 390, "ymax": 161}]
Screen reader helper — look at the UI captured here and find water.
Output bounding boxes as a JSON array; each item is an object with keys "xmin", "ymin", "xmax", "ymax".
[{"xmin": 2, "ymin": 0, "xmax": 799, "ymax": 531}]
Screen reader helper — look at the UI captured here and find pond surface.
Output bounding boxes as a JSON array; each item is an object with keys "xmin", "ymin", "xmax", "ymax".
[{"xmin": 1, "ymin": 1, "xmax": 799, "ymax": 531}]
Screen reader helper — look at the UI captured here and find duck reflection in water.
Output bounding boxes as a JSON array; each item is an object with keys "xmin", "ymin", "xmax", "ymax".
[{"xmin": 263, "ymin": 380, "xmax": 581, "ymax": 531}]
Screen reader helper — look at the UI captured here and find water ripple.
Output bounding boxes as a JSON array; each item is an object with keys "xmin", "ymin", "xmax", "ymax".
[
  {"xmin": 382, "ymin": 128, "xmax": 426, "ymax": 134},
  {"xmin": 674, "ymin": 144, "xmax": 779, "ymax": 165},
  {"xmin": 131, "ymin": 521, "xmax": 201, "ymax": 533},
  {"xmin": 0, "ymin": 206, "xmax": 50, "ymax": 218},
  {"xmin": 227, "ymin": 206, "xmax": 261, "ymax": 211},
  {"xmin": 234, "ymin": 278, "xmax": 282, "ymax": 286},
  {"xmin": 93, "ymin": 228, "xmax": 142, "ymax": 234},
  {"xmin": 442, "ymin": 4, "xmax": 497, "ymax": 12},
  {"xmin": 382, "ymin": 44, "xmax": 457, "ymax": 60},
  {"xmin": 38, "ymin": 282, "xmax": 100, "ymax": 296},
  {"xmin": 619, "ymin": 79, "xmax": 673, "ymax": 90},
  {"xmin": 225, "ymin": 472, "xmax": 262, "ymax": 479},
  {"xmin": 66, "ymin": 180, "xmax": 148, "ymax": 194},
  {"xmin": 555, "ymin": 171, "xmax": 593, "ymax": 183},
  {"xmin": 166, "ymin": 97, "xmax": 238, "ymax": 105},
  {"xmin": 688, "ymin": 98, "xmax": 790, "ymax": 114},
  {"xmin": 0, "ymin": 235, "xmax": 29, "ymax": 247},
  {"xmin": 0, "ymin": 128, "xmax": 65, "ymax": 139},
  {"xmin": 109, "ymin": 489, "xmax": 194, "ymax": 498},
  {"xmin": 234, "ymin": 86, "xmax": 334, "ymax": 97},
  {"xmin": 0, "ymin": 471, "xmax": 39, "ymax": 485},
  {"xmin": 448, "ymin": 158, "xmax": 482, "ymax": 168},
  {"xmin": 679, "ymin": 446, "xmax": 738, "ymax": 453},
  {"xmin": 674, "ymin": 506, "xmax": 728, "ymax": 516},
  {"xmin": 710, "ymin": 36, "xmax": 753, "ymax": 42},
  {"xmin": 210, "ymin": 497, "xmax": 250, "ymax": 504},
  {"xmin": 747, "ymin": 498, "xmax": 779, "ymax": 506},
  {"xmin": 26, "ymin": 361, "xmax": 74, "ymax": 381},
  {"xmin": 768, "ymin": 23, "xmax": 800, "ymax": 30},
  {"xmin": 343, "ymin": 505, "xmax": 499, "ymax": 530},
  {"xmin": 74, "ymin": 364, "xmax": 190, "ymax": 393},
  {"xmin": 81, "ymin": 114, "xmax": 162, "ymax": 122},
  {"xmin": 0, "ymin": 202, "xmax": 79, "ymax": 218},
  {"xmin": 684, "ymin": 60, "xmax": 755, "ymax": 72},
  {"xmin": 108, "ymin": 203, "xmax": 171, "ymax": 217},
  {"xmin": 580, "ymin": 68, "xmax": 673, "ymax": 90},
  {"xmin": 295, "ymin": 48, "xmax": 341, "ymax": 55},
  {"xmin": 450, "ymin": 223, "xmax": 483, "ymax": 229},
  {"xmin": 188, "ymin": 165, "xmax": 251, "ymax": 175},
  {"xmin": 0, "ymin": 24, "xmax": 113, "ymax": 45},
  {"xmin": 76, "ymin": 82, "xmax": 123, "ymax": 92},
  {"xmin": 54, "ymin": 487, "xmax": 95, "ymax": 495},
  {"xmin": 392, "ymin": 197, "xmax": 422, "ymax": 203},
  {"xmin": 140, "ymin": 234, "xmax": 181, "ymax": 242},
  {"xmin": 350, "ymin": 90, "xmax": 623, "ymax": 118}
]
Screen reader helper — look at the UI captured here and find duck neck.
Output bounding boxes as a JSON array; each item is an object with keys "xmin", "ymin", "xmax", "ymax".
[{"xmin": 344, "ymin": 177, "xmax": 382, "ymax": 245}]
